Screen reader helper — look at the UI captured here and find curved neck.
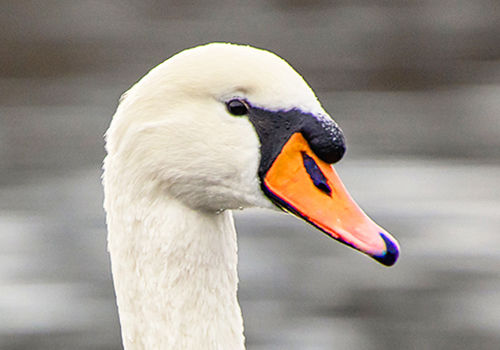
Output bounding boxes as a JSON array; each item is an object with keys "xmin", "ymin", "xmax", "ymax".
[{"xmin": 106, "ymin": 196, "xmax": 245, "ymax": 350}]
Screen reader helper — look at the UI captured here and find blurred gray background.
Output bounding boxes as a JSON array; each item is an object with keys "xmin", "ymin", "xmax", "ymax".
[{"xmin": 1, "ymin": 1, "xmax": 500, "ymax": 349}]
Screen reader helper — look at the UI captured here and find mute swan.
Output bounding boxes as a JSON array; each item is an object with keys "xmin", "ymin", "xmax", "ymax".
[{"xmin": 103, "ymin": 42, "xmax": 399, "ymax": 350}]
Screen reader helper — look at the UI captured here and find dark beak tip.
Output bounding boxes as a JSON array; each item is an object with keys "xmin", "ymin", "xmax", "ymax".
[{"xmin": 372, "ymin": 233, "xmax": 400, "ymax": 267}]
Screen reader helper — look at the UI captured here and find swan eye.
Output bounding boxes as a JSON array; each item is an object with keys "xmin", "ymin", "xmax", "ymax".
[{"xmin": 226, "ymin": 99, "xmax": 248, "ymax": 116}]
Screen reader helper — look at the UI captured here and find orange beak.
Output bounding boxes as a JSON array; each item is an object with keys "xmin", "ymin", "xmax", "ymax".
[{"xmin": 262, "ymin": 132, "xmax": 399, "ymax": 266}]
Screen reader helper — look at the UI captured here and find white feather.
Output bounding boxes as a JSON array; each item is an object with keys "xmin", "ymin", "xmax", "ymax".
[{"xmin": 103, "ymin": 42, "xmax": 329, "ymax": 350}]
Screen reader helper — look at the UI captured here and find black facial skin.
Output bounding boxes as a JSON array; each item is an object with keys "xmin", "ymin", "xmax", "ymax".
[
  {"xmin": 245, "ymin": 105, "xmax": 346, "ymax": 180},
  {"xmin": 234, "ymin": 102, "xmax": 398, "ymax": 267}
]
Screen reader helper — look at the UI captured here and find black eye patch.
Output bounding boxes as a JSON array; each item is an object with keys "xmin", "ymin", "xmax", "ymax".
[{"xmin": 301, "ymin": 152, "xmax": 331, "ymax": 196}]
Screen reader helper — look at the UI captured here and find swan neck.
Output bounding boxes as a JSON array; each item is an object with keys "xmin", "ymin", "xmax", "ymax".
[{"xmin": 106, "ymin": 197, "xmax": 245, "ymax": 350}]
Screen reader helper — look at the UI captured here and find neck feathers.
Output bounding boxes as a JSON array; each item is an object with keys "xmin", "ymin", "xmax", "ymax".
[{"xmin": 105, "ymin": 192, "xmax": 245, "ymax": 350}]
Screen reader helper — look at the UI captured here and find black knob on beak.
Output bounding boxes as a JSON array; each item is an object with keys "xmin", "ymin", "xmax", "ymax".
[{"xmin": 301, "ymin": 116, "xmax": 346, "ymax": 164}]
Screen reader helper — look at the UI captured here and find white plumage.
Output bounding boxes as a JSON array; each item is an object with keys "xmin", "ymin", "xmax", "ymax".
[{"xmin": 103, "ymin": 42, "xmax": 398, "ymax": 350}]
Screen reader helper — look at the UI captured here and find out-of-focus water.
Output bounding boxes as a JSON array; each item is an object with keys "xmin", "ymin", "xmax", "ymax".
[
  {"xmin": 1, "ymin": 1, "xmax": 500, "ymax": 349},
  {"xmin": 2, "ymin": 162, "xmax": 500, "ymax": 350}
]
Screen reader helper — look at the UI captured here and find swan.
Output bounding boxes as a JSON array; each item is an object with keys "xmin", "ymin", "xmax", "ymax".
[{"xmin": 102, "ymin": 42, "xmax": 400, "ymax": 350}]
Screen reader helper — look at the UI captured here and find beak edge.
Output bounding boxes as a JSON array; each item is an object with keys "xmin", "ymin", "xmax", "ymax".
[{"xmin": 262, "ymin": 132, "xmax": 400, "ymax": 267}]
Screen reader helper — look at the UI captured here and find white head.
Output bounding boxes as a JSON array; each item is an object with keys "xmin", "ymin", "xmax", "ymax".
[
  {"xmin": 104, "ymin": 42, "xmax": 398, "ymax": 265},
  {"xmin": 105, "ymin": 43, "xmax": 322, "ymax": 211}
]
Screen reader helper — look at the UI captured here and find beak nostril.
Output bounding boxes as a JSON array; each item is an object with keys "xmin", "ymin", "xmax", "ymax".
[{"xmin": 301, "ymin": 152, "xmax": 332, "ymax": 196}]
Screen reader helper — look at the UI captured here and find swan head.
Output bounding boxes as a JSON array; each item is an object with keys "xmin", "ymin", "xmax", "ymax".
[{"xmin": 104, "ymin": 42, "xmax": 399, "ymax": 266}]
